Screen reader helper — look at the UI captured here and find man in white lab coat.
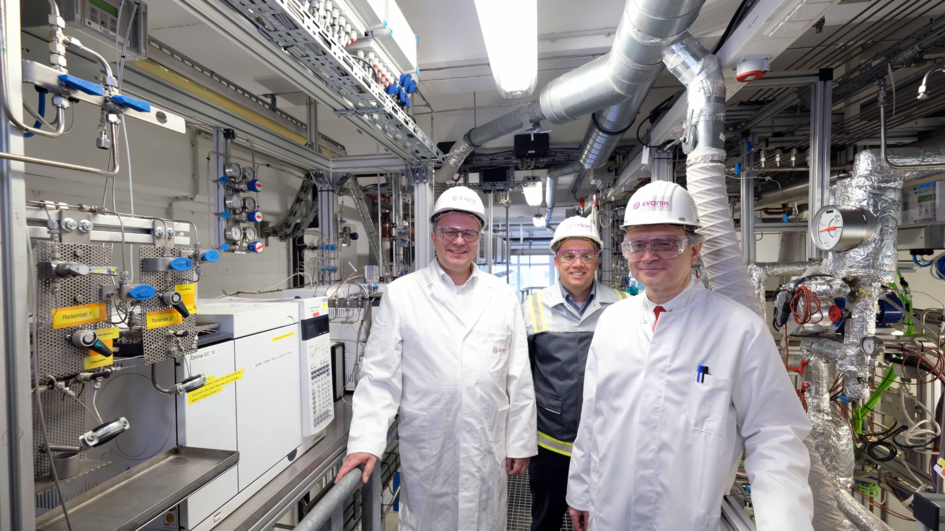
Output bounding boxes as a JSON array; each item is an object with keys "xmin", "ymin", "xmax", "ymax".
[
  {"xmin": 336, "ymin": 186, "xmax": 537, "ymax": 531},
  {"xmin": 567, "ymin": 181, "xmax": 814, "ymax": 531}
]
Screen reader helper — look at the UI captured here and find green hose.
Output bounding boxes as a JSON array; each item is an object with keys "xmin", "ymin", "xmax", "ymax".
[{"xmin": 853, "ymin": 365, "xmax": 897, "ymax": 434}]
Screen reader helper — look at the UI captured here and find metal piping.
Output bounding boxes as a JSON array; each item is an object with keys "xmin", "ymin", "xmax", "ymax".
[
  {"xmin": 662, "ymin": 33, "xmax": 762, "ymax": 317},
  {"xmin": 433, "ymin": 0, "xmax": 706, "ymax": 183},
  {"xmin": 544, "ymin": 174, "xmax": 557, "ymax": 228},
  {"xmin": 661, "ymin": 33, "xmax": 726, "ymax": 153}
]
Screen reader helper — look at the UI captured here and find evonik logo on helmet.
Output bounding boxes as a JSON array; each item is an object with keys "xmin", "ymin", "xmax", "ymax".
[{"xmin": 633, "ymin": 200, "xmax": 670, "ymax": 210}]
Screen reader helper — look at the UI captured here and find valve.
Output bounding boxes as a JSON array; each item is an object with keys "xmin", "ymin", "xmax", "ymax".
[
  {"xmin": 246, "ymin": 211, "xmax": 263, "ymax": 223},
  {"xmin": 80, "ymin": 417, "xmax": 130, "ymax": 448},
  {"xmin": 248, "ymin": 241, "xmax": 264, "ymax": 253},
  {"xmin": 68, "ymin": 329, "xmax": 113, "ymax": 357},
  {"xmin": 162, "ymin": 291, "xmax": 190, "ymax": 318}
]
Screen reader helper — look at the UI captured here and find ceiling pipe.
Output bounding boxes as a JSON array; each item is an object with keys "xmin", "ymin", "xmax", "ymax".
[{"xmin": 433, "ymin": 0, "xmax": 708, "ymax": 184}]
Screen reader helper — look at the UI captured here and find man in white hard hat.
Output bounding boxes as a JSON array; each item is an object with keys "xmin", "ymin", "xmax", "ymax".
[
  {"xmin": 567, "ymin": 181, "xmax": 814, "ymax": 531},
  {"xmin": 336, "ymin": 186, "xmax": 537, "ymax": 531},
  {"xmin": 522, "ymin": 216, "xmax": 628, "ymax": 531}
]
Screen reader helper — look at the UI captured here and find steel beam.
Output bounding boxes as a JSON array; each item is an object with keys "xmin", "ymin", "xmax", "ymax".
[
  {"xmin": 330, "ymin": 155, "xmax": 407, "ymax": 173},
  {"xmin": 650, "ymin": 147, "xmax": 673, "ymax": 182},
  {"xmin": 0, "ymin": 0, "xmax": 37, "ymax": 525},
  {"xmin": 741, "ymin": 133, "xmax": 758, "ymax": 264},
  {"xmin": 412, "ymin": 169, "xmax": 434, "ymax": 270},
  {"xmin": 807, "ymin": 71, "xmax": 833, "ymax": 259}
]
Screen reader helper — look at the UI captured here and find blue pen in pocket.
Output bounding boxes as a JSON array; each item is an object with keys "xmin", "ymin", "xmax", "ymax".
[{"xmin": 696, "ymin": 365, "xmax": 704, "ymax": 382}]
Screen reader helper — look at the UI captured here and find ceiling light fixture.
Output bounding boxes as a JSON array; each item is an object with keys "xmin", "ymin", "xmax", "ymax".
[
  {"xmin": 522, "ymin": 180, "xmax": 543, "ymax": 206},
  {"xmin": 533, "ymin": 214, "xmax": 545, "ymax": 228},
  {"xmin": 473, "ymin": 0, "xmax": 537, "ymax": 99}
]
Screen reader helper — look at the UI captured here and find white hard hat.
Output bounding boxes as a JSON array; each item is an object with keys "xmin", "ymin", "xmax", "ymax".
[
  {"xmin": 431, "ymin": 186, "xmax": 486, "ymax": 227},
  {"xmin": 622, "ymin": 181, "xmax": 701, "ymax": 229},
  {"xmin": 550, "ymin": 216, "xmax": 602, "ymax": 251}
]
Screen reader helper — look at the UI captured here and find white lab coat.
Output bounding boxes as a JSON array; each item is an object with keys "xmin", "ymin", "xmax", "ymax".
[
  {"xmin": 567, "ymin": 279, "xmax": 814, "ymax": 531},
  {"xmin": 347, "ymin": 262, "xmax": 537, "ymax": 531}
]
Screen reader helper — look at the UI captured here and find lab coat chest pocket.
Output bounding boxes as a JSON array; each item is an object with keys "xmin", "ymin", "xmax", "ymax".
[
  {"xmin": 481, "ymin": 333, "xmax": 509, "ymax": 382},
  {"xmin": 686, "ymin": 372, "xmax": 733, "ymax": 438}
]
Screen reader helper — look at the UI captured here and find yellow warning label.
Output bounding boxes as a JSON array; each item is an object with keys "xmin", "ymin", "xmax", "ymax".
[
  {"xmin": 271, "ymin": 331, "xmax": 295, "ymax": 343},
  {"xmin": 187, "ymin": 369, "xmax": 245, "ymax": 405},
  {"xmin": 85, "ymin": 338, "xmax": 113, "ymax": 370},
  {"xmin": 146, "ymin": 309, "xmax": 183, "ymax": 329},
  {"xmin": 97, "ymin": 327, "xmax": 120, "ymax": 340},
  {"xmin": 322, "ymin": 302, "xmax": 328, "ymax": 310},
  {"xmin": 52, "ymin": 303, "xmax": 106, "ymax": 329},
  {"xmin": 175, "ymin": 283, "xmax": 197, "ymax": 315},
  {"xmin": 89, "ymin": 267, "xmax": 118, "ymax": 276}
]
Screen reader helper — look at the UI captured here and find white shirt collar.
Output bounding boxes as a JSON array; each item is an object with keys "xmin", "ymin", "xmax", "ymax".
[
  {"xmin": 433, "ymin": 258, "xmax": 480, "ymax": 291},
  {"xmin": 641, "ymin": 276, "xmax": 700, "ymax": 314}
]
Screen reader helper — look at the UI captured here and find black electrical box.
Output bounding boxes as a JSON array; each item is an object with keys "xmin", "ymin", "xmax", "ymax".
[
  {"xmin": 514, "ymin": 133, "xmax": 550, "ymax": 158},
  {"xmin": 481, "ymin": 168, "xmax": 510, "ymax": 183}
]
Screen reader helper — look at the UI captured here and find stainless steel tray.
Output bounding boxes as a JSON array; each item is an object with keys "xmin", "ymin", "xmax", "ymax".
[{"xmin": 36, "ymin": 446, "xmax": 239, "ymax": 531}]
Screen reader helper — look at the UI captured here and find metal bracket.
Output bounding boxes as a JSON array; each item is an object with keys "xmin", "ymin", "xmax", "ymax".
[{"xmin": 59, "ymin": 211, "xmax": 92, "ymax": 245}]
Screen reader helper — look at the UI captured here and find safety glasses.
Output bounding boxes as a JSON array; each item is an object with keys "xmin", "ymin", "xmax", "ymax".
[
  {"xmin": 435, "ymin": 226, "xmax": 480, "ymax": 243},
  {"xmin": 556, "ymin": 249, "xmax": 599, "ymax": 264},
  {"xmin": 621, "ymin": 235, "xmax": 689, "ymax": 262}
]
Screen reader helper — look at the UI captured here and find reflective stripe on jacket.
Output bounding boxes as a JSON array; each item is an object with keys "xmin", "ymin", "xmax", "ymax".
[{"xmin": 523, "ymin": 281, "xmax": 628, "ymax": 456}]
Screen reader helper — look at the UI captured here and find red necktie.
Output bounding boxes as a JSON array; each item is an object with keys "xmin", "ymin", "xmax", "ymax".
[{"xmin": 652, "ymin": 306, "xmax": 666, "ymax": 332}]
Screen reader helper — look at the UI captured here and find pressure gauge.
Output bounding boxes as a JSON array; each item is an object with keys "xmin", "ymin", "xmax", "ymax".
[
  {"xmin": 242, "ymin": 166, "xmax": 256, "ymax": 182},
  {"xmin": 810, "ymin": 205, "xmax": 876, "ymax": 252},
  {"xmin": 243, "ymin": 196, "xmax": 257, "ymax": 211},
  {"xmin": 860, "ymin": 336, "xmax": 884, "ymax": 356},
  {"xmin": 223, "ymin": 162, "xmax": 241, "ymax": 179},
  {"xmin": 244, "ymin": 226, "xmax": 258, "ymax": 241},
  {"xmin": 224, "ymin": 226, "xmax": 242, "ymax": 241},
  {"xmin": 224, "ymin": 195, "xmax": 243, "ymax": 210}
]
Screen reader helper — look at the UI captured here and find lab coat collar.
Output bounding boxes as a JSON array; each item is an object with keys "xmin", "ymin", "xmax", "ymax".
[
  {"xmin": 423, "ymin": 261, "xmax": 492, "ymax": 335},
  {"xmin": 641, "ymin": 276, "xmax": 702, "ymax": 314},
  {"xmin": 431, "ymin": 257, "xmax": 481, "ymax": 291}
]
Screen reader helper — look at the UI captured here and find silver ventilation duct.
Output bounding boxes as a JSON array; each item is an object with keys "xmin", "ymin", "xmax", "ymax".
[
  {"xmin": 433, "ymin": 0, "xmax": 707, "ymax": 184},
  {"xmin": 662, "ymin": 33, "xmax": 763, "ymax": 317}
]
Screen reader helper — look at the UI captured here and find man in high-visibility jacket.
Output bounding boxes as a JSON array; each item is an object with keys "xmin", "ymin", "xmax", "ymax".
[{"xmin": 522, "ymin": 216, "xmax": 628, "ymax": 531}]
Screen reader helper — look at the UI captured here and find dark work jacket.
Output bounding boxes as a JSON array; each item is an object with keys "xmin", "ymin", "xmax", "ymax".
[{"xmin": 522, "ymin": 281, "xmax": 628, "ymax": 456}]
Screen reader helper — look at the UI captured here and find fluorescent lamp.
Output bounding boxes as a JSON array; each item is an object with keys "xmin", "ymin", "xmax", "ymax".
[
  {"xmin": 533, "ymin": 214, "xmax": 545, "ymax": 228},
  {"xmin": 473, "ymin": 0, "xmax": 537, "ymax": 99},
  {"xmin": 522, "ymin": 180, "xmax": 543, "ymax": 206}
]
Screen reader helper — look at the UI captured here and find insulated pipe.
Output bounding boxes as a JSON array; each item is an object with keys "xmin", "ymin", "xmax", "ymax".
[
  {"xmin": 544, "ymin": 175, "xmax": 557, "ymax": 228},
  {"xmin": 661, "ymin": 33, "xmax": 762, "ymax": 317},
  {"xmin": 662, "ymin": 33, "xmax": 726, "ymax": 153}
]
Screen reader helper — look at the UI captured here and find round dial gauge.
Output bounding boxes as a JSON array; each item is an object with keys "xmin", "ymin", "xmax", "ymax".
[
  {"xmin": 244, "ymin": 226, "xmax": 258, "ymax": 240},
  {"xmin": 860, "ymin": 336, "xmax": 884, "ymax": 356},
  {"xmin": 810, "ymin": 205, "xmax": 876, "ymax": 252},
  {"xmin": 224, "ymin": 195, "xmax": 243, "ymax": 210},
  {"xmin": 224, "ymin": 226, "xmax": 242, "ymax": 241},
  {"xmin": 242, "ymin": 166, "xmax": 256, "ymax": 181},
  {"xmin": 243, "ymin": 196, "xmax": 257, "ymax": 211}
]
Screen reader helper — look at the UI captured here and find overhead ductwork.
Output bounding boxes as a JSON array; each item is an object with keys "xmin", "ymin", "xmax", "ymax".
[{"xmin": 434, "ymin": 0, "xmax": 708, "ymax": 184}]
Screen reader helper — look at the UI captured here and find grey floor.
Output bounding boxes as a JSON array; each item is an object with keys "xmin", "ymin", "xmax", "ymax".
[{"xmin": 382, "ymin": 472, "xmax": 573, "ymax": 531}]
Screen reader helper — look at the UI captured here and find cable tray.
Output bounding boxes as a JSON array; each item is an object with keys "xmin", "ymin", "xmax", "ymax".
[{"xmin": 222, "ymin": 0, "xmax": 441, "ymax": 162}]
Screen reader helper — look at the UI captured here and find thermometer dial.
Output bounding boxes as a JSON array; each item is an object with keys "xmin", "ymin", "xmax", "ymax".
[{"xmin": 810, "ymin": 205, "xmax": 876, "ymax": 252}]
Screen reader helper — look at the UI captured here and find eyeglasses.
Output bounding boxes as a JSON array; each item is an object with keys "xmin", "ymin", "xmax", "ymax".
[
  {"xmin": 435, "ymin": 226, "xmax": 480, "ymax": 243},
  {"xmin": 556, "ymin": 249, "xmax": 599, "ymax": 264},
  {"xmin": 621, "ymin": 236, "xmax": 689, "ymax": 262}
]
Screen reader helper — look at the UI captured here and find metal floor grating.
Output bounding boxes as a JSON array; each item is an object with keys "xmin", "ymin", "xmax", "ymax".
[{"xmin": 506, "ymin": 472, "xmax": 573, "ymax": 531}]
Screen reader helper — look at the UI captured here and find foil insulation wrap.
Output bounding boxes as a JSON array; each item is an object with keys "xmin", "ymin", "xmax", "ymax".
[
  {"xmin": 824, "ymin": 146, "xmax": 945, "ymax": 283},
  {"xmin": 434, "ymin": 134, "xmax": 476, "ymax": 183},
  {"xmin": 838, "ymin": 285, "xmax": 880, "ymax": 400},
  {"xmin": 802, "ymin": 356, "xmax": 855, "ymax": 489},
  {"xmin": 661, "ymin": 34, "xmax": 726, "ymax": 152},
  {"xmin": 747, "ymin": 261, "xmax": 817, "ymax": 320},
  {"xmin": 834, "ymin": 490, "xmax": 894, "ymax": 531}
]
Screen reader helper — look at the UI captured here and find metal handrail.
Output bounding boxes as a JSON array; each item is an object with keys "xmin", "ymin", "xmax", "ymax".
[{"xmin": 292, "ymin": 466, "xmax": 364, "ymax": 531}]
